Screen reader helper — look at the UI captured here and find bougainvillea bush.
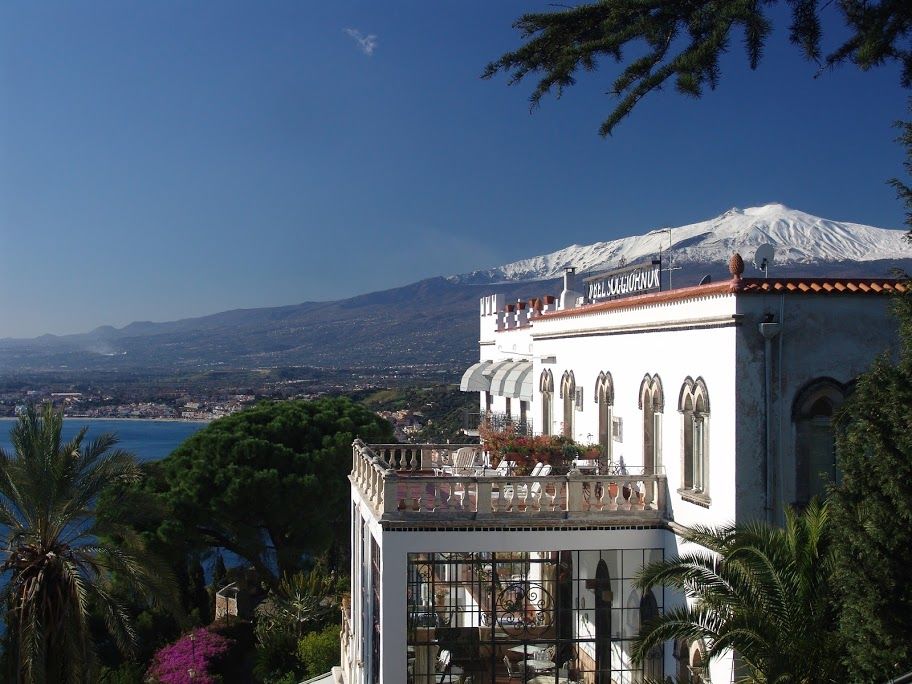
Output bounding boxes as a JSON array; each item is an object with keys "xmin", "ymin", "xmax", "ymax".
[{"xmin": 148, "ymin": 628, "xmax": 234, "ymax": 684}]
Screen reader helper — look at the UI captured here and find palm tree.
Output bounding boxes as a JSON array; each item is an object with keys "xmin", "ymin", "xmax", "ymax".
[
  {"xmin": 0, "ymin": 404, "xmax": 176, "ymax": 683},
  {"xmin": 632, "ymin": 500, "xmax": 840, "ymax": 683}
]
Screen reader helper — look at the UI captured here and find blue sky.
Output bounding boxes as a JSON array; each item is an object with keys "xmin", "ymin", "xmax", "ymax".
[{"xmin": 1, "ymin": 1, "xmax": 908, "ymax": 338}]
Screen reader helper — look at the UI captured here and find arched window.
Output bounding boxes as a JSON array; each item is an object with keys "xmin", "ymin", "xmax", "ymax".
[
  {"xmin": 638, "ymin": 590, "xmax": 662, "ymax": 682},
  {"xmin": 560, "ymin": 371, "xmax": 576, "ymax": 439},
  {"xmin": 594, "ymin": 559, "xmax": 611, "ymax": 684},
  {"xmin": 595, "ymin": 372, "xmax": 614, "ymax": 461},
  {"xmin": 679, "ymin": 377, "xmax": 710, "ymax": 496},
  {"xmin": 676, "ymin": 639, "xmax": 708, "ymax": 683},
  {"xmin": 793, "ymin": 378, "xmax": 845, "ymax": 506},
  {"xmin": 639, "ymin": 374, "xmax": 664, "ymax": 473},
  {"xmin": 690, "ymin": 645, "xmax": 707, "ymax": 683},
  {"xmin": 540, "ymin": 370, "xmax": 554, "ymax": 436}
]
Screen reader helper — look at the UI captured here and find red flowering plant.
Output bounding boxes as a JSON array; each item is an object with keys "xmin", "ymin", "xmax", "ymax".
[
  {"xmin": 148, "ymin": 627, "xmax": 233, "ymax": 684},
  {"xmin": 479, "ymin": 420, "xmax": 532, "ymax": 472},
  {"xmin": 480, "ymin": 420, "xmax": 573, "ymax": 474}
]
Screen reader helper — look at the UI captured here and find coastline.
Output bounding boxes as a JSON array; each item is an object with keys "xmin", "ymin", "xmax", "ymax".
[{"xmin": 0, "ymin": 416, "xmax": 211, "ymax": 424}]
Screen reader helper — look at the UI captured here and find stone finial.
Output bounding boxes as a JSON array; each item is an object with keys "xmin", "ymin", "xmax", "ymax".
[{"xmin": 729, "ymin": 252, "xmax": 745, "ymax": 280}]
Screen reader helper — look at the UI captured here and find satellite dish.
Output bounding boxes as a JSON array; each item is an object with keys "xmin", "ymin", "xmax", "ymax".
[{"xmin": 753, "ymin": 244, "xmax": 775, "ymax": 277}]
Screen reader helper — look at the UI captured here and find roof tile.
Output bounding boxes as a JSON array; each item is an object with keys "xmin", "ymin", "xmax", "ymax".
[{"xmin": 536, "ymin": 276, "xmax": 908, "ymax": 321}]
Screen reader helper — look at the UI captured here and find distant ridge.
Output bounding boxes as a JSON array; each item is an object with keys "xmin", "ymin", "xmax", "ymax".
[{"xmin": 2, "ymin": 204, "xmax": 910, "ymax": 374}]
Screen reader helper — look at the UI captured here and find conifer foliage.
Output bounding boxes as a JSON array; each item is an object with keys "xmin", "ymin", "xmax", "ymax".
[
  {"xmin": 829, "ymin": 289, "xmax": 912, "ymax": 681},
  {"xmin": 484, "ymin": 1, "xmax": 912, "ymax": 136}
]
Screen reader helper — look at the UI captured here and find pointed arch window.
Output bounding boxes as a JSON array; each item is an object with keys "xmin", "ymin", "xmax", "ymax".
[
  {"xmin": 676, "ymin": 639, "xmax": 708, "ymax": 683},
  {"xmin": 560, "ymin": 371, "xmax": 576, "ymax": 439},
  {"xmin": 679, "ymin": 377, "xmax": 710, "ymax": 499},
  {"xmin": 595, "ymin": 372, "xmax": 614, "ymax": 462},
  {"xmin": 540, "ymin": 370, "xmax": 554, "ymax": 437},
  {"xmin": 793, "ymin": 378, "xmax": 845, "ymax": 506},
  {"xmin": 639, "ymin": 591, "xmax": 662, "ymax": 682},
  {"xmin": 638, "ymin": 374, "xmax": 664, "ymax": 473}
]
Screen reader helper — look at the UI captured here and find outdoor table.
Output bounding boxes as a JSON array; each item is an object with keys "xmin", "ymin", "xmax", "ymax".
[
  {"xmin": 506, "ymin": 644, "xmax": 549, "ymax": 656},
  {"xmin": 571, "ymin": 458, "xmax": 600, "ymax": 473},
  {"xmin": 524, "ymin": 659, "xmax": 556, "ymax": 674}
]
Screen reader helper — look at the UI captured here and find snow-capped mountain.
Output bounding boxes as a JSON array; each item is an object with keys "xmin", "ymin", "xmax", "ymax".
[{"xmin": 450, "ymin": 203, "xmax": 912, "ymax": 283}]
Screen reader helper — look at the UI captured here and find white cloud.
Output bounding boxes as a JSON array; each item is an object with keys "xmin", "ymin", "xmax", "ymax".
[{"xmin": 343, "ymin": 28, "xmax": 378, "ymax": 56}]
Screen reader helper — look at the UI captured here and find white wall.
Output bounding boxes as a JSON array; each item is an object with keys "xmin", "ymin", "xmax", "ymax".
[
  {"xmin": 518, "ymin": 292, "xmax": 741, "ymax": 530},
  {"xmin": 734, "ymin": 293, "xmax": 898, "ymax": 522}
]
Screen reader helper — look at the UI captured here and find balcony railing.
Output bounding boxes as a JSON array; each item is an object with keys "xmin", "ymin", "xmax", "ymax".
[
  {"xmin": 464, "ymin": 411, "xmax": 534, "ymax": 436},
  {"xmin": 351, "ymin": 440, "xmax": 667, "ymax": 523}
]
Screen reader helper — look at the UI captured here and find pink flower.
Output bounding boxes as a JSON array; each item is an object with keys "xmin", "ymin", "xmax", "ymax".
[{"xmin": 148, "ymin": 628, "xmax": 233, "ymax": 684}]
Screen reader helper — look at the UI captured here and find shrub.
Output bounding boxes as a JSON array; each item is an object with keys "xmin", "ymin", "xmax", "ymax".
[
  {"xmin": 296, "ymin": 624, "xmax": 340, "ymax": 678},
  {"xmin": 148, "ymin": 628, "xmax": 233, "ymax": 684}
]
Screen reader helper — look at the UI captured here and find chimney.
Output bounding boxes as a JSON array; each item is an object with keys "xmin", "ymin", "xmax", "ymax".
[
  {"xmin": 563, "ymin": 267, "xmax": 576, "ymax": 292},
  {"xmin": 559, "ymin": 267, "xmax": 583, "ymax": 310}
]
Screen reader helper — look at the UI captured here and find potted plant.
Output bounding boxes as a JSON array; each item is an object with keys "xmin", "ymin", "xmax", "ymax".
[{"xmin": 562, "ymin": 440, "xmax": 584, "ymax": 462}]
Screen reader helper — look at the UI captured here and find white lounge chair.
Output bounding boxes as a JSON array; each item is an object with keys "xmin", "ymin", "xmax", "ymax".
[
  {"xmin": 441, "ymin": 447, "xmax": 480, "ymax": 476},
  {"xmin": 517, "ymin": 463, "xmax": 552, "ymax": 505}
]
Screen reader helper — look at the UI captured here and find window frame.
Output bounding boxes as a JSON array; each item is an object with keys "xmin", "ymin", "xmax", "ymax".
[
  {"xmin": 638, "ymin": 374, "xmax": 665, "ymax": 473},
  {"xmin": 792, "ymin": 378, "xmax": 845, "ymax": 507},
  {"xmin": 677, "ymin": 376, "xmax": 711, "ymax": 507},
  {"xmin": 595, "ymin": 372, "xmax": 614, "ymax": 463},
  {"xmin": 540, "ymin": 370, "xmax": 554, "ymax": 437}
]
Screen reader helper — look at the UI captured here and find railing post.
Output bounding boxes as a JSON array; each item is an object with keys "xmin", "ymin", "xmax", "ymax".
[
  {"xmin": 382, "ymin": 472, "xmax": 399, "ymax": 515},
  {"xmin": 656, "ymin": 474, "xmax": 667, "ymax": 514},
  {"xmin": 567, "ymin": 469, "xmax": 584, "ymax": 513},
  {"xmin": 476, "ymin": 479, "xmax": 491, "ymax": 515}
]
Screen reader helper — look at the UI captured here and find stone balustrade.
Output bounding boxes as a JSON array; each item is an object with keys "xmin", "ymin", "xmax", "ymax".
[{"xmin": 351, "ymin": 440, "xmax": 667, "ymax": 523}]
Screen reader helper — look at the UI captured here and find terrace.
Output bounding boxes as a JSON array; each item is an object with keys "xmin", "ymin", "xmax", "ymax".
[{"xmin": 351, "ymin": 441, "xmax": 668, "ymax": 525}]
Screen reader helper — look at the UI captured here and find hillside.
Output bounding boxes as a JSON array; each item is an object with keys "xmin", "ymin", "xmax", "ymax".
[{"xmin": 2, "ymin": 204, "xmax": 909, "ymax": 374}]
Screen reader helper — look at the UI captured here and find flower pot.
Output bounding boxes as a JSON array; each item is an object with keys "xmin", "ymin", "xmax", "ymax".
[{"xmin": 607, "ymin": 482, "xmax": 619, "ymax": 510}]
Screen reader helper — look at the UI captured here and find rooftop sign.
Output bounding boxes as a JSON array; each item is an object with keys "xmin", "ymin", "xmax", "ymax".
[{"xmin": 584, "ymin": 262, "xmax": 661, "ymax": 301}]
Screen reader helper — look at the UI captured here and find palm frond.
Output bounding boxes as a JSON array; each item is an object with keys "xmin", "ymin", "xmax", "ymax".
[
  {"xmin": 632, "ymin": 503, "xmax": 838, "ymax": 682},
  {"xmin": 0, "ymin": 403, "xmax": 168, "ymax": 680}
]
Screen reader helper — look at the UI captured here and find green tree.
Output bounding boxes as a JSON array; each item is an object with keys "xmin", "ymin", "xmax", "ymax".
[
  {"xmin": 890, "ymin": 102, "xmax": 912, "ymax": 235},
  {"xmin": 137, "ymin": 398, "xmax": 392, "ymax": 586},
  {"xmin": 186, "ymin": 554, "xmax": 211, "ymax": 625},
  {"xmin": 0, "ymin": 404, "xmax": 176, "ymax": 683},
  {"xmin": 828, "ymin": 289, "xmax": 912, "ymax": 681},
  {"xmin": 633, "ymin": 500, "xmax": 839, "ymax": 683},
  {"xmin": 484, "ymin": 1, "xmax": 911, "ymax": 136},
  {"xmin": 213, "ymin": 552, "xmax": 228, "ymax": 589}
]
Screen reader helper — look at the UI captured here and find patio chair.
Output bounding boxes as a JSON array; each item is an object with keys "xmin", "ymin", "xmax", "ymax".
[
  {"xmin": 503, "ymin": 655, "xmax": 528, "ymax": 681},
  {"xmin": 441, "ymin": 447, "xmax": 480, "ymax": 476},
  {"xmin": 437, "ymin": 648, "xmax": 464, "ymax": 683}
]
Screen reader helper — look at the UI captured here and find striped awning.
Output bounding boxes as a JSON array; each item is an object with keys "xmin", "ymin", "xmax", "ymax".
[
  {"xmin": 460, "ymin": 360, "xmax": 493, "ymax": 392},
  {"xmin": 460, "ymin": 359, "xmax": 520, "ymax": 393},
  {"xmin": 490, "ymin": 360, "xmax": 533, "ymax": 400}
]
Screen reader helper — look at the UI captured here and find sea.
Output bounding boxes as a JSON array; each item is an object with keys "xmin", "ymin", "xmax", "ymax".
[{"xmin": 0, "ymin": 418, "xmax": 207, "ymax": 462}]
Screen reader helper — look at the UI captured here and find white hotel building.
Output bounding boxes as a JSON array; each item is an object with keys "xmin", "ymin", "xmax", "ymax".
[{"xmin": 341, "ymin": 253, "xmax": 905, "ymax": 684}]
